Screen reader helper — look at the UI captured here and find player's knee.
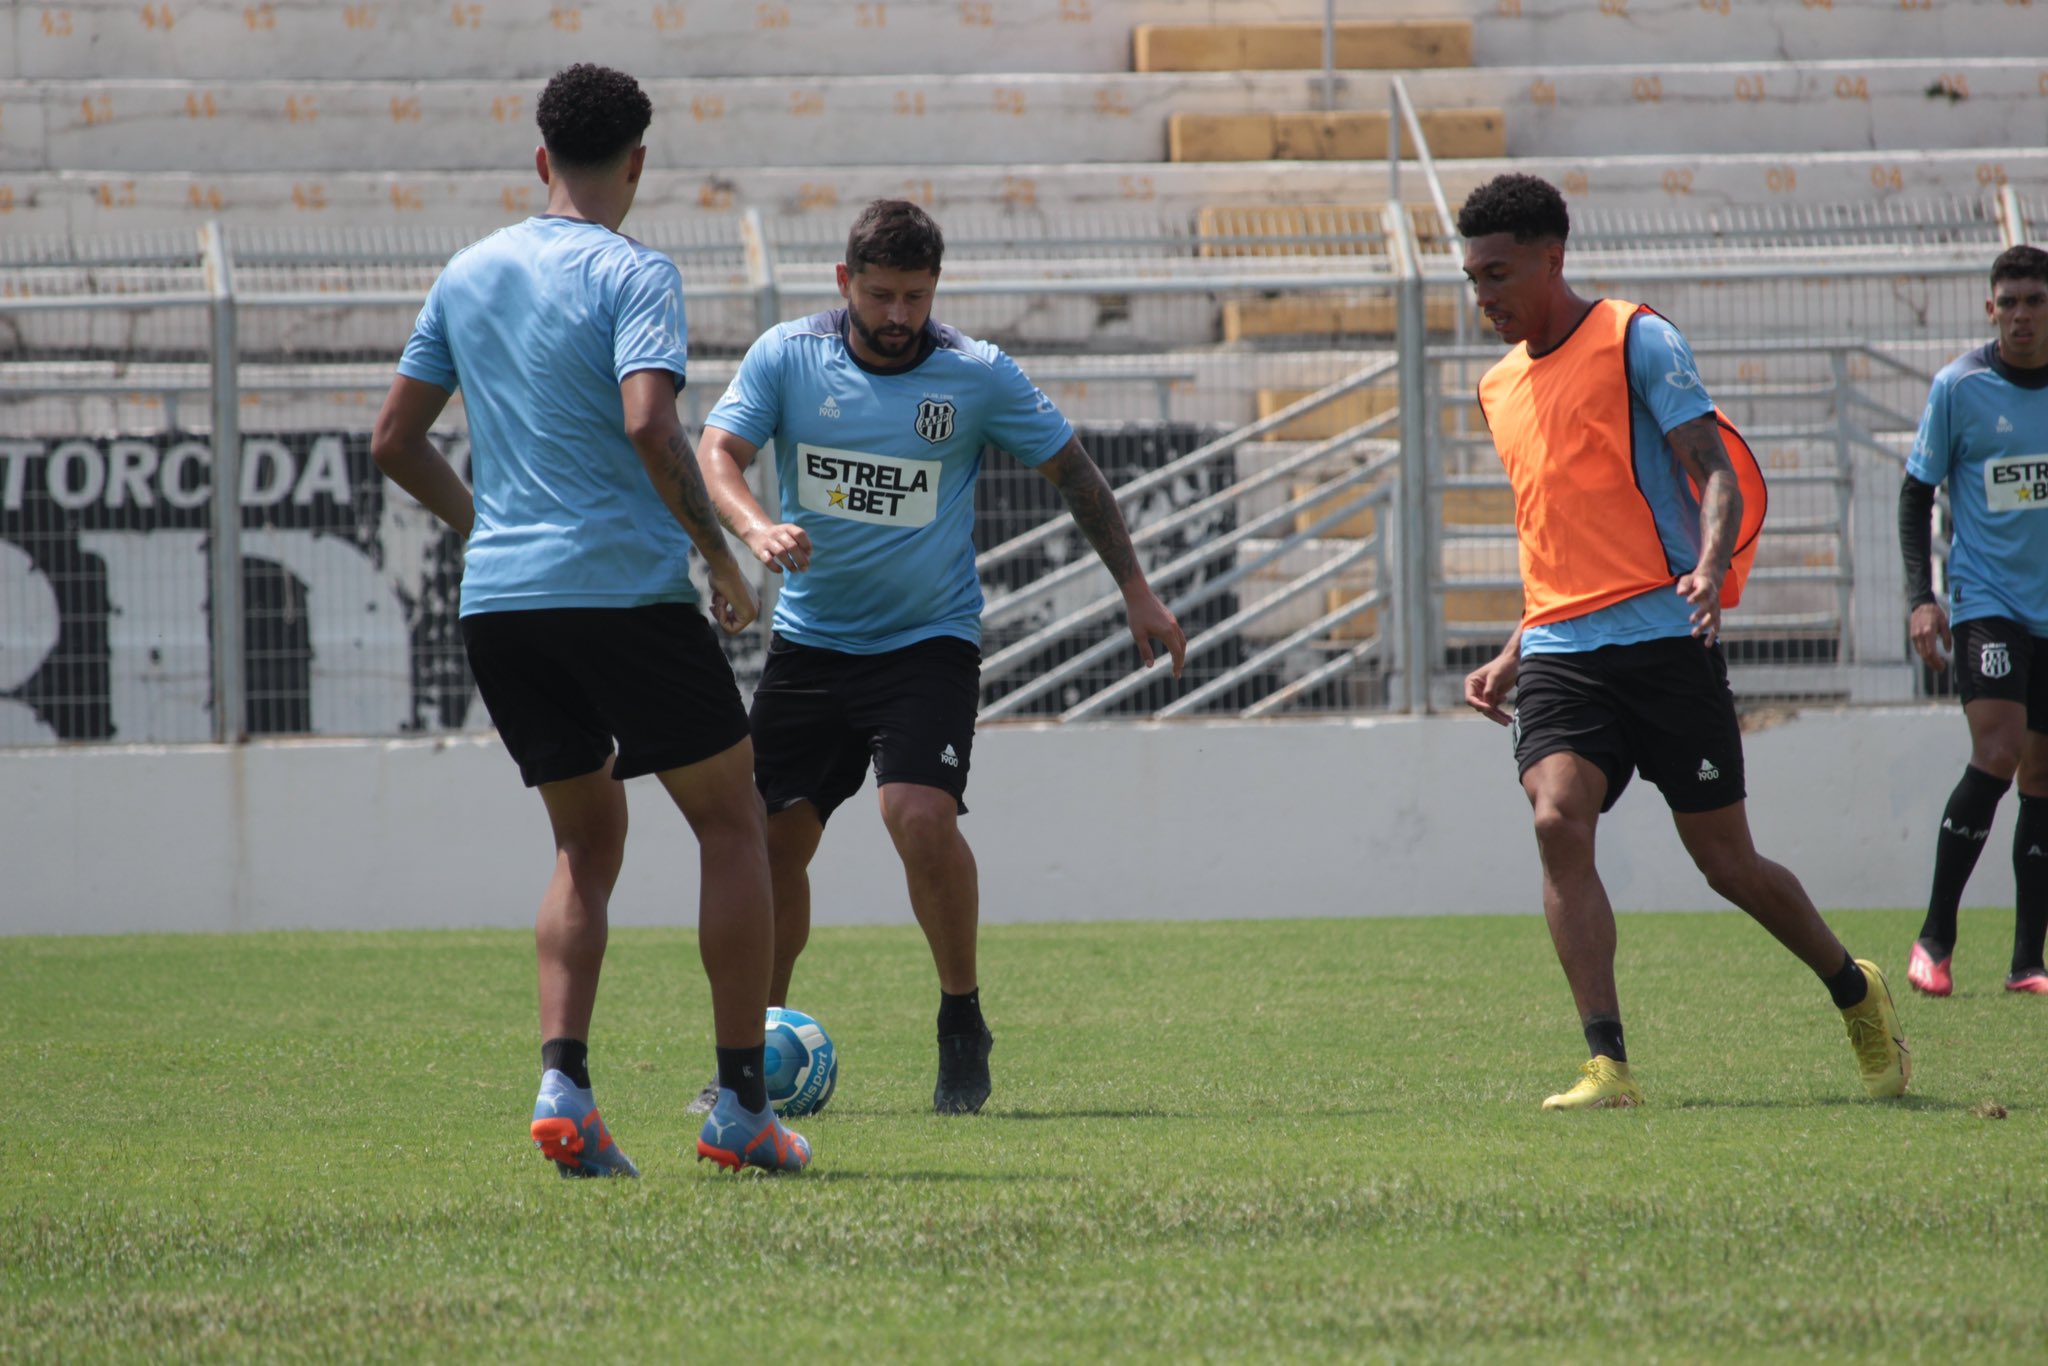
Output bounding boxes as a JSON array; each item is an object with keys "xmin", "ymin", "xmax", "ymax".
[
  {"xmin": 1529, "ymin": 804, "xmax": 1595, "ymax": 859},
  {"xmin": 1692, "ymin": 845, "xmax": 1758, "ymax": 903},
  {"xmin": 1972, "ymin": 738, "xmax": 2024, "ymax": 780},
  {"xmin": 557, "ymin": 829, "xmax": 627, "ymax": 888},
  {"xmin": 881, "ymin": 791, "xmax": 957, "ymax": 855}
]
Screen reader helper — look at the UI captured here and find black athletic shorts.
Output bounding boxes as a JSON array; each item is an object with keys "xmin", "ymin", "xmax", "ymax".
[
  {"xmin": 461, "ymin": 603, "xmax": 751, "ymax": 787},
  {"xmin": 1511, "ymin": 634, "xmax": 1747, "ymax": 814},
  {"xmin": 750, "ymin": 632, "xmax": 980, "ymax": 823},
  {"xmin": 1953, "ymin": 616, "xmax": 2048, "ymax": 731}
]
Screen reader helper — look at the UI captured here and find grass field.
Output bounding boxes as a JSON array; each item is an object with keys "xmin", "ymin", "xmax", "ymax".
[{"xmin": 6, "ymin": 908, "xmax": 2046, "ymax": 1363}]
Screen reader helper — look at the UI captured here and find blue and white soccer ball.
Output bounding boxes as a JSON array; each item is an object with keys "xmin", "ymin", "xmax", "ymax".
[{"xmin": 764, "ymin": 1006, "xmax": 837, "ymax": 1117}]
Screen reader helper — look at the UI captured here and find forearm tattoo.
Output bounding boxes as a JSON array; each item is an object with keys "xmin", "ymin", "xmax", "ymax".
[
  {"xmin": 1049, "ymin": 442, "xmax": 1143, "ymax": 587},
  {"xmin": 664, "ymin": 430, "xmax": 725, "ymax": 547},
  {"xmin": 1668, "ymin": 415, "xmax": 1741, "ymax": 570}
]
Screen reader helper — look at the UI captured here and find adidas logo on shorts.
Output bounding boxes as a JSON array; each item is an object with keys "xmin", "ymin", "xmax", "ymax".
[
  {"xmin": 1697, "ymin": 757, "xmax": 1720, "ymax": 781},
  {"xmin": 940, "ymin": 743, "xmax": 959, "ymax": 768}
]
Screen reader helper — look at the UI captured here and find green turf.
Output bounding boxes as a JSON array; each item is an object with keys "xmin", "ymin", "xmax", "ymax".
[{"xmin": 4, "ymin": 909, "xmax": 2045, "ymax": 1363}]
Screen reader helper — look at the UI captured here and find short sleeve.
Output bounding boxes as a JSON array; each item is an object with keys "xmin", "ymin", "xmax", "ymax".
[
  {"xmin": 980, "ymin": 348, "xmax": 1074, "ymax": 467},
  {"xmin": 1906, "ymin": 375, "xmax": 1953, "ymax": 487},
  {"xmin": 613, "ymin": 252, "xmax": 689, "ymax": 390},
  {"xmin": 396, "ymin": 278, "xmax": 458, "ymax": 392},
  {"xmin": 1625, "ymin": 314, "xmax": 1716, "ymax": 434},
  {"xmin": 703, "ymin": 328, "xmax": 787, "ymax": 448}
]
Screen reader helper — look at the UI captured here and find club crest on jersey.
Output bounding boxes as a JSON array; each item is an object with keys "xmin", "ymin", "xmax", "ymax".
[
  {"xmin": 1982, "ymin": 641, "xmax": 2013, "ymax": 680},
  {"xmin": 914, "ymin": 399, "xmax": 956, "ymax": 444}
]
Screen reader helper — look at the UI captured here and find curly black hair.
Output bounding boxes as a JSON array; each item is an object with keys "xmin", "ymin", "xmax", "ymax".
[
  {"xmin": 1991, "ymin": 244, "xmax": 2048, "ymax": 290},
  {"xmin": 535, "ymin": 64, "xmax": 653, "ymax": 169},
  {"xmin": 846, "ymin": 199, "xmax": 945, "ymax": 274},
  {"xmin": 1455, "ymin": 173, "xmax": 1570, "ymax": 244}
]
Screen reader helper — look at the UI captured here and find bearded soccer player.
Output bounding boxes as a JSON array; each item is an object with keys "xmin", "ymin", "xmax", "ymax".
[
  {"xmin": 1457, "ymin": 173, "xmax": 1908, "ymax": 1109},
  {"xmin": 1900, "ymin": 244, "xmax": 2048, "ymax": 998},
  {"xmin": 693, "ymin": 199, "xmax": 1186, "ymax": 1115},
  {"xmin": 371, "ymin": 64, "xmax": 809, "ymax": 1175}
]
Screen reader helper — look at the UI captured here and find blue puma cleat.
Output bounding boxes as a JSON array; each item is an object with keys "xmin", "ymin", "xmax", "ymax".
[
  {"xmin": 695, "ymin": 1090, "xmax": 812, "ymax": 1175},
  {"xmin": 530, "ymin": 1069, "xmax": 641, "ymax": 1179}
]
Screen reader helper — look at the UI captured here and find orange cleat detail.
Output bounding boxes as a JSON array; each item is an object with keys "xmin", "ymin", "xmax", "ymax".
[
  {"xmin": 531, "ymin": 1116, "xmax": 586, "ymax": 1168},
  {"xmin": 695, "ymin": 1140, "xmax": 744, "ymax": 1171}
]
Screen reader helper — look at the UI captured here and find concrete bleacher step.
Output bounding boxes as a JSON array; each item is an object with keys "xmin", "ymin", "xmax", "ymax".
[
  {"xmin": 5, "ymin": 1, "xmax": 2028, "ymax": 81},
  {"xmin": 1455, "ymin": 0, "xmax": 2039, "ymax": 67},
  {"xmin": 1223, "ymin": 295, "xmax": 1463, "ymax": 342},
  {"xmin": 10, "ymin": 60, "xmax": 2034, "ymax": 175},
  {"xmin": 1133, "ymin": 20, "xmax": 1472, "ymax": 72},
  {"xmin": 0, "ymin": 0, "xmax": 1293, "ymax": 80},
  {"xmin": 1489, "ymin": 59, "xmax": 2048, "ymax": 159},
  {"xmin": 6, "ymin": 148, "xmax": 2039, "ymax": 236},
  {"xmin": 2, "ymin": 73, "xmax": 1505, "ymax": 174},
  {"xmin": 12, "ymin": 60, "xmax": 2035, "ymax": 180},
  {"xmin": 1168, "ymin": 109, "xmax": 1505, "ymax": 162}
]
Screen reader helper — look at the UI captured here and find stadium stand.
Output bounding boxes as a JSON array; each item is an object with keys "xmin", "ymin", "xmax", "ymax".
[
  {"xmin": 2, "ymin": 0, "xmax": 2039, "ymax": 727},
  {"xmin": 0, "ymin": 0, "xmax": 2042, "ymax": 231}
]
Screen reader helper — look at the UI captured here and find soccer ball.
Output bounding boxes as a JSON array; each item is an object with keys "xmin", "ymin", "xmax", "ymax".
[{"xmin": 764, "ymin": 1006, "xmax": 837, "ymax": 1117}]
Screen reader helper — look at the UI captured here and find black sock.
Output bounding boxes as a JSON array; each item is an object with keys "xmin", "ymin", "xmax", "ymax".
[
  {"xmin": 1583, "ymin": 1015, "xmax": 1626, "ymax": 1063},
  {"xmin": 716, "ymin": 1045, "xmax": 768, "ymax": 1113},
  {"xmin": 2012, "ymin": 794, "xmax": 2048, "ymax": 975},
  {"xmin": 1822, "ymin": 953, "xmax": 1868, "ymax": 1010},
  {"xmin": 540, "ymin": 1037, "xmax": 590, "ymax": 1090},
  {"xmin": 1919, "ymin": 765, "xmax": 2010, "ymax": 954},
  {"xmin": 937, "ymin": 987, "xmax": 984, "ymax": 1037}
]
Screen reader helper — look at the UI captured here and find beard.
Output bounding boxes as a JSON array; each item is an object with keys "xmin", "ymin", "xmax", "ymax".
[{"xmin": 849, "ymin": 309, "xmax": 919, "ymax": 360}]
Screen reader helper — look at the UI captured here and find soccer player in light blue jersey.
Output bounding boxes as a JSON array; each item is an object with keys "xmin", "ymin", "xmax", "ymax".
[
  {"xmin": 1901, "ymin": 244, "xmax": 2048, "ymax": 999},
  {"xmin": 695, "ymin": 200, "xmax": 1186, "ymax": 1115},
  {"xmin": 370, "ymin": 64, "xmax": 808, "ymax": 1176}
]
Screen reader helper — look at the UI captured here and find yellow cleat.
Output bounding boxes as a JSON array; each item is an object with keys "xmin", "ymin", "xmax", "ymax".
[
  {"xmin": 1841, "ymin": 958, "xmax": 1910, "ymax": 1098},
  {"xmin": 1541, "ymin": 1056, "xmax": 1643, "ymax": 1110}
]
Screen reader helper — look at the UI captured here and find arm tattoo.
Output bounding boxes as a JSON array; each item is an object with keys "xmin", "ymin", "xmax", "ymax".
[
  {"xmin": 1667, "ymin": 414, "xmax": 1741, "ymax": 571},
  {"xmin": 663, "ymin": 430, "xmax": 726, "ymax": 548},
  {"xmin": 1044, "ymin": 439, "xmax": 1143, "ymax": 587}
]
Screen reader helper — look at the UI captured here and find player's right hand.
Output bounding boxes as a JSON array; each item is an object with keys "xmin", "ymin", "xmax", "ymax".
[
  {"xmin": 744, "ymin": 522, "xmax": 811, "ymax": 575},
  {"xmin": 1464, "ymin": 652, "xmax": 1519, "ymax": 726},
  {"xmin": 1909, "ymin": 601, "xmax": 1952, "ymax": 671},
  {"xmin": 706, "ymin": 558, "xmax": 760, "ymax": 635}
]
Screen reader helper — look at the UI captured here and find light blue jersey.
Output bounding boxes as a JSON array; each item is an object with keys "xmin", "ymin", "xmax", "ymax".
[
  {"xmin": 1522, "ymin": 312, "xmax": 1718, "ymax": 656},
  {"xmin": 397, "ymin": 215, "xmax": 694, "ymax": 616},
  {"xmin": 705, "ymin": 308, "xmax": 1073, "ymax": 653},
  {"xmin": 1906, "ymin": 341, "xmax": 2048, "ymax": 635}
]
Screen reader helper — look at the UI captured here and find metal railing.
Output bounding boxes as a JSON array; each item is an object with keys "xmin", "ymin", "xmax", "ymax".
[{"xmin": 1, "ymin": 195, "xmax": 2023, "ymax": 744}]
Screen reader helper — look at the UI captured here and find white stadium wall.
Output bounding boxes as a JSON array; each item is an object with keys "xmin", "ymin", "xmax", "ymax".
[{"xmin": 0, "ymin": 708, "xmax": 2001, "ymax": 937}]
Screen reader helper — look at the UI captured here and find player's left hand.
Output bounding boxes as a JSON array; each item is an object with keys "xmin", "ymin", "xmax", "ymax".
[
  {"xmin": 705, "ymin": 556, "xmax": 760, "ymax": 635},
  {"xmin": 1677, "ymin": 562, "xmax": 1725, "ymax": 644},
  {"xmin": 1123, "ymin": 584, "xmax": 1187, "ymax": 679}
]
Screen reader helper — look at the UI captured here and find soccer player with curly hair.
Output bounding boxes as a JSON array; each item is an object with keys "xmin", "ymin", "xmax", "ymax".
[
  {"xmin": 371, "ymin": 64, "xmax": 809, "ymax": 1176},
  {"xmin": 1458, "ymin": 173, "xmax": 1909, "ymax": 1109}
]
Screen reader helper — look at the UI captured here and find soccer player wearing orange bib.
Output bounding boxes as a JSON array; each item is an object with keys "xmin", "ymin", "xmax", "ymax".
[{"xmin": 1456, "ymin": 174, "xmax": 1909, "ymax": 1108}]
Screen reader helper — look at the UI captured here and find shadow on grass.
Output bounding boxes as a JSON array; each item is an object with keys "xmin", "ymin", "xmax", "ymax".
[
  {"xmin": 804, "ymin": 1168, "xmax": 1056, "ymax": 1184},
  {"xmin": 988, "ymin": 1108, "xmax": 1204, "ymax": 1121},
  {"xmin": 1660, "ymin": 1094, "xmax": 1988, "ymax": 1113}
]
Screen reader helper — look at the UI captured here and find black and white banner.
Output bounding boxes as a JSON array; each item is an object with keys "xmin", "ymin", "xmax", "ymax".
[{"xmin": 0, "ymin": 431, "xmax": 473, "ymax": 744}]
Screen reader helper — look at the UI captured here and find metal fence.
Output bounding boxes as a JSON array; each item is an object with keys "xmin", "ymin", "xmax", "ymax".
[{"xmin": 0, "ymin": 200, "xmax": 2024, "ymax": 745}]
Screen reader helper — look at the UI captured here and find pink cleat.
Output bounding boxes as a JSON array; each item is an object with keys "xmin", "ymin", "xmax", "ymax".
[
  {"xmin": 2004, "ymin": 969, "xmax": 2048, "ymax": 995},
  {"xmin": 1907, "ymin": 942, "xmax": 1952, "ymax": 997}
]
